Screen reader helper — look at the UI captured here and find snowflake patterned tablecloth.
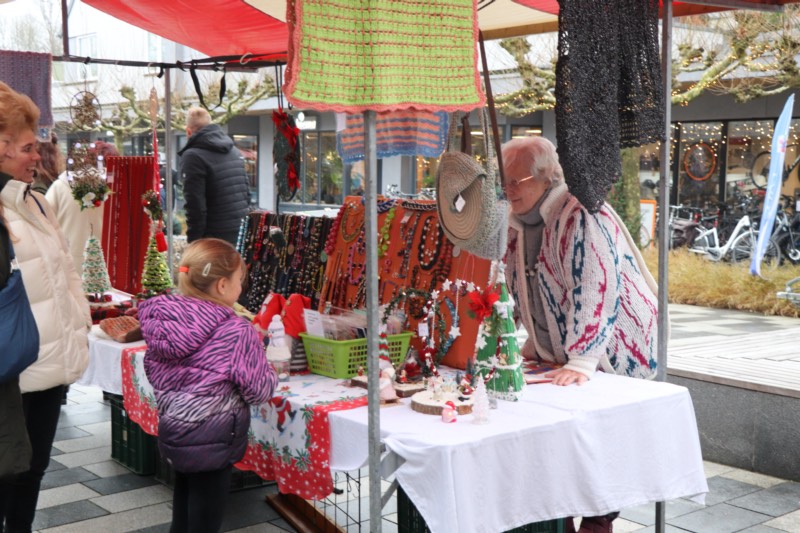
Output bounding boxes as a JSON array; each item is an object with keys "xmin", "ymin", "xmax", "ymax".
[{"xmin": 121, "ymin": 347, "xmax": 368, "ymax": 499}]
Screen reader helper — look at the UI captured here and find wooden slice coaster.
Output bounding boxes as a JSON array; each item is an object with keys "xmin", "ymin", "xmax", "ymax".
[{"xmin": 410, "ymin": 391, "xmax": 473, "ymax": 415}]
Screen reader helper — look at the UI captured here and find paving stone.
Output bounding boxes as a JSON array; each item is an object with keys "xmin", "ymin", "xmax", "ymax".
[
  {"xmin": 737, "ymin": 526, "xmax": 787, "ymax": 532},
  {"xmin": 31, "ymin": 499, "xmax": 109, "ymax": 530},
  {"xmin": 668, "ymin": 503, "xmax": 772, "ymax": 532},
  {"xmin": 721, "ymin": 468, "xmax": 787, "ymax": 488},
  {"xmin": 128, "ymin": 524, "xmax": 171, "ymax": 533},
  {"xmin": 703, "ymin": 461, "xmax": 737, "ymax": 478},
  {"xmin": 762, "ymin": 508, "xmax": 800, "ymax": 532},
  {"xmin": 54, "ymin": 426, "xmax": 92, "ymax": 441},
  {"xmin": 219, "ymin": 487, "xmax": 284, "ymax": 531},
  {"xmin": 52, "ymin": 446, "xmax": 113, "ymax": 469},
  {"xmin": 41, "ymin": 466, "xmax": 99, "ymax": 490},
  {"xmin": 36, "ymin": 483, "xmax": 103, "ymax": 510},
  {"xmin": 56, "ymin": 408, "xmax": 111, "ymax": 429},
  {"xmin": 53, "ymin": 432, "xmax": 114, "ymax": 454},
  {"xmin": 82, "ymin": 472, "xmax": 160, "ymax": 496},
  {"xmin": 37, "ymin": 502, "xmax": 172, "ymax": 533},
  {"xmin": 91, "ymin": 484, "xmax": 173, "ymax": 513},
  {"xmin": 45, "ymin": 458, "xmax": 68, "ymax": 473},
  {"xmin": 729, "ymin": 481, "xmax": 800, "ymax": 517},
  {"xmin": 616, "ymin": 525, "xmax": 690, "ymax": 533},
  {"xmin": 619, "ymin": 498, "xmax": 704, "ymax": 526},
  {"xmin": 82, "ymin": 460, "xmax": 133, "ymax": 478},
  {"xmin": 703, "ymin": 475, "xmax": 762, "ymax": 506}
]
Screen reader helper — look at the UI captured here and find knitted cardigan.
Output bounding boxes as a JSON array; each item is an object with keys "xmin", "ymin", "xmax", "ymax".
[{"xmin": 506, "ymin": 182, "xmax": 660, "ymax": 380}]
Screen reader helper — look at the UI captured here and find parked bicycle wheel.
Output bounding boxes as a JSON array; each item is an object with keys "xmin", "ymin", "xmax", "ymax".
[
  {"xmin": 729, "ymin": 231, "xmax": 780, "ymax": 264},
  {"xmin": 776, "ymin": 232, "xmax": 800, "ymax": 265},
  {"xmin": 749, "ymin": 144, "xmax": 799, "ymax": 190}
]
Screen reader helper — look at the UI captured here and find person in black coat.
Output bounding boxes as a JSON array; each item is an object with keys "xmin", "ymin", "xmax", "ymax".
[{"xmin": 179, "ymin": 107, "xmax": 250, "ymax": 246}]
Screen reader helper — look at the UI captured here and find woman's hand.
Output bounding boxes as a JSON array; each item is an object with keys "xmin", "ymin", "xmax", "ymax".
[{"xmin": 544, "ymin": 368, "xmax": 588, "ymax": 386}]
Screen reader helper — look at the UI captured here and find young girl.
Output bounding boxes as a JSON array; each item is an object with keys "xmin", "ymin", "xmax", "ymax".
[{"xmin": 138, "ymin": 238, "xmax": 277, "ymax": 533}]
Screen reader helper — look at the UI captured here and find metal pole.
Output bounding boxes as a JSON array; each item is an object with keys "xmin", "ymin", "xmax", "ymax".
[
  {"xmin": 164, "ymin": 69, "xmax": 174, "ymax": 278},
  {"xmin": 364, "ymin": 110, "xmax": 382, "ymax": 532},
  {"xmin": 61, "ymin": 0, "xmax": 69, "ymax": 55},
  {"xmin": 655, "ymin": 1, "xmax": 673, "ymax": 531}
]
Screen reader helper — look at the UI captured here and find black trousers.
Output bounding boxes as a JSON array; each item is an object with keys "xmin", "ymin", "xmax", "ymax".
[
  {"xmin": 169, "ymin": 466, "xmax": 232, "ymax": 533},
  {"xmin": 0, "ymin": 385, "xmax": 65, "ymax": 533}
]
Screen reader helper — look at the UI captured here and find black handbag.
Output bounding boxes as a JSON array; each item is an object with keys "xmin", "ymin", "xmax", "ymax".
[{"xmin": 0, "ymin": 233, "xmax": 39, "ymax": 384}]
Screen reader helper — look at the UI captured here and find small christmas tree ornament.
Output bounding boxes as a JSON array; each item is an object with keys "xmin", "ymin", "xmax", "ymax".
[
  {"xmin": 140, "ymin": 234, "xmax": 173, "ymax": 298},
  {"xmin": 472, "ymin": 261, "xmax": 525, "ymax": 401},
  {"xmin": 472, "ymin": 375, "xmax": 490, "ymax": 425},
  {"xmin": 82, "ymin": 234, "xmax": 112, "ymax": 297},
  {"xmin": 441, "ymin": 401, "xmax": 458, "ymax": 423}
]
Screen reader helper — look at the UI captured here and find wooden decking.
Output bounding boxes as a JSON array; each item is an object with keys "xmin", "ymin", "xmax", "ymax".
[{"xmin": 668, "ymin": 327, "xmax": 800, "ymax": 398}]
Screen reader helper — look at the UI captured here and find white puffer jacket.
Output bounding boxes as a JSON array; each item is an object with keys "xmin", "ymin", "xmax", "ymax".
[{"xmin": 1, "ymin": 179, "xmax": 90, "ymax": 393}]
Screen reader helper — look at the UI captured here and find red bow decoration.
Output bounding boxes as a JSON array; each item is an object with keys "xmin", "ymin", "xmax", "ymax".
[{"xmin": 468, "ymin": 288, "xmax": 500, "ymax": 322}]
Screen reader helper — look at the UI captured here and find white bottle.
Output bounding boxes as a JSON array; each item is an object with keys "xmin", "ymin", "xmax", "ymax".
[{"xmin": 266, "ymin": 315, "xmax": 291, "ymax": 380}]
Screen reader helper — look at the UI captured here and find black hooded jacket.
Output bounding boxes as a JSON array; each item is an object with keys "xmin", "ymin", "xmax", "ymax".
[{"xmin": 178, "ymin": 124, "xmax": 250, "ymax": 244}]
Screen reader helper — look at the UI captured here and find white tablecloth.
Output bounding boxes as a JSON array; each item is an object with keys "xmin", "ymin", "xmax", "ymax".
[
  {"xmin": 329, "ymin": 373, "xmax": 708, "ymax": 533},
  {"xmin": 78, "ymin": 331, "xmax": 146, "ymax": 394}
]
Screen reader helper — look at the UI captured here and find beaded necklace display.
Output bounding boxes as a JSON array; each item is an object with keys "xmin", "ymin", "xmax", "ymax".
[
  {"xmin": 347, "ymin": 233, "xmax": 366, "ymax": 285},
  {"xmin": 340, "ymin": 202, "xmax": 363, "ymax": 243},
  {"xmin": 236, "ymin": 217, "xmax": 249, "ymax": 255},
  {"xmin": 416, "ymin": 214, "xmax": 443, "ymax": 271},
  {"xmin": 378, "ymin": 205, "xmax": 396, "ymax": 259},
  {"xmin": 394, "ymin": 211, "xmax": 420, "ymax": 280}
]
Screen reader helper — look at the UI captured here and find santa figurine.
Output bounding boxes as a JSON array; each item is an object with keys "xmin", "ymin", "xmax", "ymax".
[
  {"xmin": 441, "ymin": 401, "xmax": 458, "ymax": 423},
  {"xmin": 379, "ymin": 369, "xmax": 399, "ymax": 402}
]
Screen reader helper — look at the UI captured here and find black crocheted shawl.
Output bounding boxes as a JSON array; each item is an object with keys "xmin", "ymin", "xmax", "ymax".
[{"xmin": 555, "ymin": 0, "xmax": 664, "ymax": 213}]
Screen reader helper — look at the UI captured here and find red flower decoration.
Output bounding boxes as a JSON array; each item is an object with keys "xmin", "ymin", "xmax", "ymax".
[{"xmin": 468, "ymin": 288, "xmax": 500, "ymax": 322}]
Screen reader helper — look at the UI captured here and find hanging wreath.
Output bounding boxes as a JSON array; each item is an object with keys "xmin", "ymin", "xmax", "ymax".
[
  {"xmin": 381, "ymin": 288, "xmax": 452, "ymax": 363},
  {"xmin": 70, "ymin": 91, "xmax": 102, "ymax": 130},
  {"xmin": 683, "ymin": 142, "xmax": 716, "ymax": 182},
  {"xmin": 68, "ymin": 142, "xmax": 110, "ymax": 210}
]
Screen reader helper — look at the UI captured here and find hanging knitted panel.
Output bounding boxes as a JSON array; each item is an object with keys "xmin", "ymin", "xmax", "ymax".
[
  {"xmin": 284, "ymin": 0, "xmax": 485, "ymax": 113},
  {"xmin": 555, "ymin": 0, "xmax": 663, "ymax": 213},
  {"xmin": 0, "ymin": 51, "xmax": 54, "ymax": 130},
  {"xmin": 618, "ymin": 0, "xmax": 664, "ymax": 148},
  {"xmin": 337, "ymin": 110, "xmax": 449, "ymax": 164}
]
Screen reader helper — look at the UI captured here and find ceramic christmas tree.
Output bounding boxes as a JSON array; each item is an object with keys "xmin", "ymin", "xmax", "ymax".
[
  {"xmin": 140, "ymin": 234, "xmax": 173, "ymax": 298},
  {"xmin": 82, "ymin": 234, "xmax": 112, "ymax": 296},
  {"xmin": 471, "ymin": 261, "xmax": 525, "ymax": 401}
]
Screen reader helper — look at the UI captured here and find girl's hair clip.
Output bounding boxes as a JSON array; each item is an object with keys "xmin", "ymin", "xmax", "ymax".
[
  {"xmin": 202, "ymin": 262, "xmax": 212, "ymax": 277},
  {"xmin": 179, "ymin": 266, "xmax": 189, "ymax": 273}
]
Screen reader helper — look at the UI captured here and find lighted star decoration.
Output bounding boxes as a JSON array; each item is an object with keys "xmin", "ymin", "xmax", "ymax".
[
  {"xmin": 455, "ymin": 278, "xmax": 463, "ymax": 289},
  {"xmin": 466, "ymin": 281, "xmax": 476, "ymax": 292},
  {"xmin": 441, "ymin": 279, "xmax": 452, "ymax": 292},
  {"xmin": 431, "ymin": 289, "xmax": 440, "ymax": 300},
  {"xmin": 449, "ymin": 325, "xmax": 461, "ymax": 339}
]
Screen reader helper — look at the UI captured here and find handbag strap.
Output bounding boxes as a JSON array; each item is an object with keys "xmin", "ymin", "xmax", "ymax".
[{"xmin": 478, "ymin": 31, "xmax": 505, "ymax": 190}]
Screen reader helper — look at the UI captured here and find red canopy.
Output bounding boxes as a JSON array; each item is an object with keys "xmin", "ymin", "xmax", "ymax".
[{"xmin": 83, "ymin": 0, "xmax": 795, "ymax": 63}]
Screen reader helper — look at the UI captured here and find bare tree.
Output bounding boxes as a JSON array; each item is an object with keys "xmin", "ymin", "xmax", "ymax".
[{"xmin": 494, "ymin": 7, "xmax": 800, "ymax": 117}]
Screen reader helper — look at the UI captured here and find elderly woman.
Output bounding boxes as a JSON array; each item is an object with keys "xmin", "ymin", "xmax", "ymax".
[
  {"xmin": 504, "ymin": 136, "xmax": 659, "ymax": 386},
  {"xmin": 503, "ymin": 136, "xmax": 659, "ymax": 531},
  {"xmin": 0, "ymin": 83, "xmax": 90, "ymax": 532}
]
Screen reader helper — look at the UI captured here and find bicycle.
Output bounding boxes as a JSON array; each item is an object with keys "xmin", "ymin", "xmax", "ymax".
[
  {"xmin": 749, "ymin": 143, "xmax": 800, "ymax": 190},
  {"xmin": 688, "ymin": 210, "xmax": 780, "ymax": 264}
]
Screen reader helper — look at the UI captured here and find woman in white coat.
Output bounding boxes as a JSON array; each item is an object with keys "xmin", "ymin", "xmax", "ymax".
[{"xmin": 0, "ymin": 86, "xmax": 90, "ymax": 533}]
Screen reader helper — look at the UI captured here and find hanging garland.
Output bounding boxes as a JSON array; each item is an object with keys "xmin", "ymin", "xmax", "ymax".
[{"xmin": 273, "ymin": 109, "xmax": 301, "ymax": 201}]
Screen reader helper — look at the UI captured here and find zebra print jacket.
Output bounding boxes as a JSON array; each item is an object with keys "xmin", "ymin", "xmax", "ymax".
[{"xmin": 139, "ymin": 294, "xmax": 277, "ymax": 473}]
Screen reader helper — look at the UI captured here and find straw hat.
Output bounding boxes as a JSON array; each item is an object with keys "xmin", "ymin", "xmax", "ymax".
[{"xmin": 436, "ymin": 151, "xmax": 508, "ymax": 260}]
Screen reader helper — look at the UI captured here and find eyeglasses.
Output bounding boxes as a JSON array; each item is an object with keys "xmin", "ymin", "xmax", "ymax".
[{"xmin": 505, "ymin": 175, "xmax": 535, "ymax": 190}]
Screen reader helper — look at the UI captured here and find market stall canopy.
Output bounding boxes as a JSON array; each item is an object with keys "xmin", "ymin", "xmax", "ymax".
[{"xmin": 84, "ymin": 0, "xmax": 797, "ymax": 65}]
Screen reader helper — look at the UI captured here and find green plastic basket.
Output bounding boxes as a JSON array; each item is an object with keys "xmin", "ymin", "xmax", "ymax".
[{"xmin": 299, "ymin": 332, "xmax": 412, "ymax": 379}]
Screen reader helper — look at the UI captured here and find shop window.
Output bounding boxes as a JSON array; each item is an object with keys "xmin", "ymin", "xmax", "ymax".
[
  {"xmin": 725, "ymin": 120, "xmax": 774, "ymax": 197},
  {"xmin": 232, "ymin": 134, "xmax": 258, "ymax": 207},
  {"xmin": 677, "ymin": 122, "xmax": 724, "ymax": 207},
  {"xmin": 510, "ymin": 126, "xmax": 542, "ymax": 138},
  {"xmin": 288, "ymin": 131, "xmax": 361, "ymax": 207}
]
